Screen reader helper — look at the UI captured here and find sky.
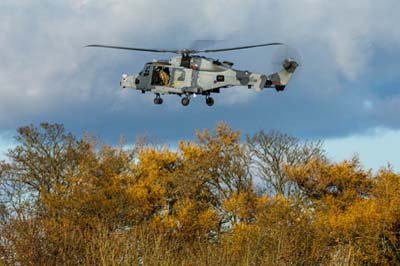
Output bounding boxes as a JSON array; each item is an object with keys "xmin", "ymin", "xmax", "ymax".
[{"xmin": 0, "ymin": 0, "xmax": 399, "ymax": 171}]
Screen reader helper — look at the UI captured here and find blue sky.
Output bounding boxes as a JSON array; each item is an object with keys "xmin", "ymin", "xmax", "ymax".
[{"xmin": 0, "ymin": 0, "xmax": 399, "ymax": 171}]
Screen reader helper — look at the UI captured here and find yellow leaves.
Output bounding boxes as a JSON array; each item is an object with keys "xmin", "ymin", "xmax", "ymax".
[
  {"xmin": 286, "ymin": 157, "xmax": 373, "ymax": 210},
  {"xmin": 127, "ymin": 179, "xmax": 165, "ymax": 214},
  {"xmin": 5, "ymin": 122, "xmax": 400, "ymax": 265},
  {"xmin": 196, "ymin": 122, "xmax": 241, "ymax": 151},
  {"xmin": 153, "ymin": 198, "xmax": 219, "ymax": 241},
  {"xmin": 314, "ymin": 198, "xmax": 395, "ymax": 264},
  {"xmin": 178, "ymin": 140, "xmax": 204, "ymax": 159},
  {"xmin": 374, "ymin": 169, "xmax": 400, "ymax": 208},
  {"xmin": 228, "ymin": 222, "xmax": 261, "ymax": 247},
  {"xmin": 293, "ymin": 165, "xmax": 400, "ymax": 264},
  {"xmin": 316, "ymin": 199, "xmax": 378, "ymax": 238},
  {"xmin": 198, "ymin": 208, "xmax": 218, "ymax": 228},
  {"xmin": 223, "ymin": 191, "xmax": 262, "ymax": 224},
  {"xmin": 136, "ymin": 147, "xmax": 178, "ymax": 176}
]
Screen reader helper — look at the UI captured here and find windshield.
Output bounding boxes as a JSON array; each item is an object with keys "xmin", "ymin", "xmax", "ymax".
[{"xmin": 143, "ymin": 64, "xmax": 151, "ymax": 76}]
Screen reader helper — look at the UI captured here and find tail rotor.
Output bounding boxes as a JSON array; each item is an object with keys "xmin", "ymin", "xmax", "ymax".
[
  {"xmin": 271, "ymin": 44, "xmax": 302, "ymax": 79},
  {"xmin": 265, "ymin": 45, "xmax": 302, "ymax": 91}
]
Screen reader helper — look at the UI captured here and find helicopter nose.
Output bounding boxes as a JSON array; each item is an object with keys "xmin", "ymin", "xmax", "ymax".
[
  {"xmin": 120, "ymin": 74, "xmax": 137, "ymax": 89},
  {"xmin": 119, "ymin": 74, "xmax": 127, "ymax": 88}
]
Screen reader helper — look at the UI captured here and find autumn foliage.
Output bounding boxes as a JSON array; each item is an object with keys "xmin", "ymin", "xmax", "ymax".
[{"xmin": 0, "ymin": 122, "xmax": 399, "ymax": 265}]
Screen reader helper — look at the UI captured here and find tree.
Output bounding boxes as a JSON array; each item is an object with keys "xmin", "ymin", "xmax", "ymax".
[
  {"xmin": 246, "ymin": 130, "xmax": 324, "ymax": 197},
  {"xmin": 195, "ymin": 122, "xmax": 255, "ymax": 226},
  {"xmin": 4, "ymin": 123, "xmax": 94, "ymax": 201},
  {"xmin": 2, "ymin": 121, "xmax": 400, "ymax": 265},
  {"xmin": 284, "ymin": 157, "xmax": 400, "ymax": 265},
  {"xmin": 285, "ymin": 157, "xmax": 373, "ymax": 208}
]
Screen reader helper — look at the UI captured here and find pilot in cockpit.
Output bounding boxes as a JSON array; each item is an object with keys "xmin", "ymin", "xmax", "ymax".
[{"xmin": 159, "ymin": 67, "xmax": 170, "ymax": 86}]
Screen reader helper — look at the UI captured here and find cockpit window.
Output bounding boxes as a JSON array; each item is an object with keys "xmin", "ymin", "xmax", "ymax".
[{"xmin": 143, "ymin": 65, "xmax": 151, "ymax": 76}]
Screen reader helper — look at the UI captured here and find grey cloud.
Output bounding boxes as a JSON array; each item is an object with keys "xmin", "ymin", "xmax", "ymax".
[{"xmin": 0, "ymin": 0, "xmax": 400, "ymax": 142}]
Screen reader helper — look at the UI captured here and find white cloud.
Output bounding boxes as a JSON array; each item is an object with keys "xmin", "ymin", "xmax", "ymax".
[
  {"xmin": 2, "ymin": 0, "xmax": 400, "ymax": 178},
  {"xmin": 0, "ymin": 130, "xmax": 14, "ymax": 161},
  {"xmin": 324, "ymin": 127, "xmax": 400, "ymax": 172},
  {"xmin": 0, "ymin": 0, "xmax": 399, "ymax": 133}
]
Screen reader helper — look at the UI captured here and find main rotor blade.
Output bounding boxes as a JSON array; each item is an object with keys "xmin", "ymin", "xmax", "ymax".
[
  {"xmin": 198, "ymin": 42, "xmax": 284, "ymax": 53},
  {"xmin": 189, "ymin": 39, "xmax": 225, "ymax": 50},
  {"xmin": 85, "ymin": 44, "xmax": 178, "ymax": 53}
]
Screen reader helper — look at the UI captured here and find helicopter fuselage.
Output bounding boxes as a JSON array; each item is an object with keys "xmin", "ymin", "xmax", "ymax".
[
  {"xmin": 120, "ymin": 54, "xmax": 298, "ymax": 106},
  {"xmin": 86, "ymin": 42, "xmax": 298, "ymax": 106}
]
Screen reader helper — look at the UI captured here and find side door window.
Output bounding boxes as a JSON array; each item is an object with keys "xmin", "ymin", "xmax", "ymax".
[{"xmin": 174, "ymin": 69, "xmax": 185, "ymax": 82}]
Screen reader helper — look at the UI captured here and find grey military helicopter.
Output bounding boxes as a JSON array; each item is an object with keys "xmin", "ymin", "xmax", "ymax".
[{"xmin": 86, "ymin": 43, "xmax": 299, "ymax": 106}]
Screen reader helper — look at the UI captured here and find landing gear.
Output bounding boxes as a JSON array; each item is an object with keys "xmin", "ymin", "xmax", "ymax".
[
  {"xmin": 181, "ymin": 97, "xmax": 190, "ymax": 106},
  {"xmin": 154, "ymin": 94, "xmax": 163, "ymax": 105},
  {"xmin": 206, "ymin": 96, "xmax": 214, "ymax": 106}
]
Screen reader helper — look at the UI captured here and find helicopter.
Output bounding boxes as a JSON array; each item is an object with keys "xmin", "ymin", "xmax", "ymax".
[{"xmin": 86, "ymin": 43, "xmax": 299, "ymax": 106}]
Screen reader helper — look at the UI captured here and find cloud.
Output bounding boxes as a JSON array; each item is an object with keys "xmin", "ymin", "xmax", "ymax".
[
  {"xmin": 0, "ymin": 130, "xmax": 15, "ymax": 160},
  {"xmin": 324, "ymin": 127, "xmax": 400, "ymax": 172},
  {"xmin": 0, "ymin": 0, "xmax": 400, "ymax": 143}
]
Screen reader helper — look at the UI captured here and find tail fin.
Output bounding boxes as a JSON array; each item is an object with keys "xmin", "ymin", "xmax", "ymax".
[{"xmin": 265, "ymin": 59, "xmax": 299, "ymax": 91}]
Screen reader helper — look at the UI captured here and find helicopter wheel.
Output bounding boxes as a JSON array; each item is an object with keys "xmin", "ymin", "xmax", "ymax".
[
  {"xmin": 206, "ymin": 96, "xmax": 214, "ymax": 106},
  {"xmin": 154, "ymin": 95, "xmax": 163, "ymax": 105},
  {"xmin": 181, "ymin": 97, "xmax": 190, "ymax": 106}
]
